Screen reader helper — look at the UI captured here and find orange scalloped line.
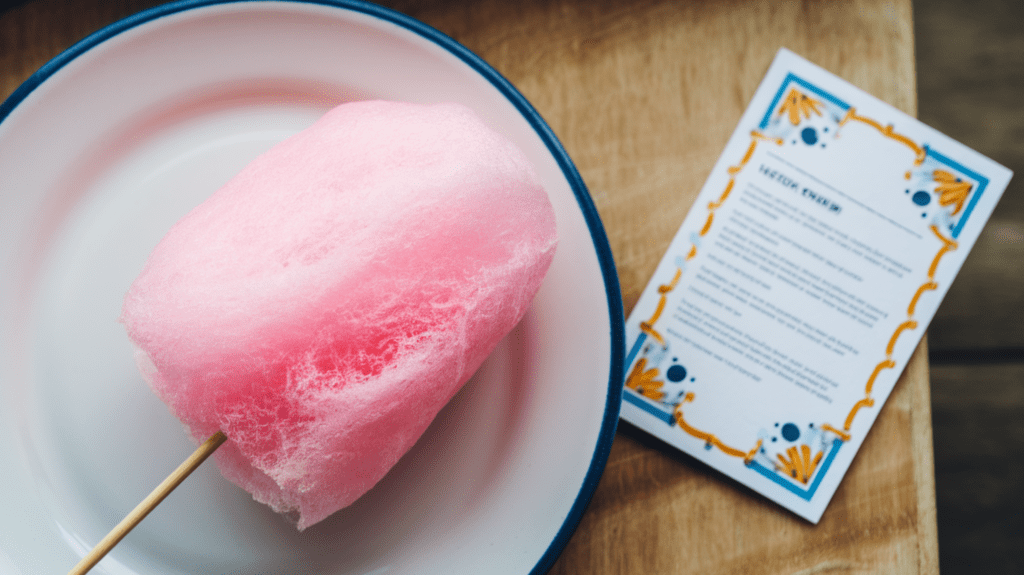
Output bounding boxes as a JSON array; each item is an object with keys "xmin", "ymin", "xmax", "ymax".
[
  {"xmin": 864, "ymin": 359, "xmax": 897, "ymax": 396},
  {"xmin": 851, "ymin": 112, "xmax": 883, "ymax": 132},
  {"xmin": 885, "ymin": 320, "xmax": 919, "ymax": 357},
  {"xmin": 658, "ymin": 268, "xmax": 683, "ymax": 294},
  {"xmin": 842, "ymin": 220, "xmax": 955, "ymax": 434},
  {"xmin": 820, "ymin": 423, "xmax": 851, "ymax": 442},
  {"xmin": 658, "ymin": 110, "xmax": 942, "ymax": 480},
  {"xmin": 927, "ymin": 245, "xmax": 955, "ymax": 278},
  {"xmin": 728, "ymin": 140, "xmax": 760, "ymax": 175},
  {"xmin": 883, "ymin": 125, "xmax": 926, "ymax": 164},
  {"xmin": 927, "ymin": 224, "xmax": 959, "ymax": 279},
  {"xmin": 673, "ymin": 395, "xmax": 747, "ymax": 458},
  {"xmin": 639, "ymin": 322, "xmax": 665, "ymax": 348},
  {"xmin": 709, "ymin": 179, "xmax": 735, "ymax": 209},
  {"xmin": 744, "ymin": 439, "xmax": 764, "ymax": 465},
  {"xmin": 751, "ymin": 130, "xmax": 784, "ymax": 146},
  {"xmin": 839, "ymin": 107, "xmax": 926, "ymax": 165},
  {"xmin": 930, "ymin": 223, "xmax": 957, "ymax": 246},
  {"xmin": 639, "ymin": 267, "xmax": 684, "ymax": 347},
  {"xmin": 844, "ymin": 397, "xmax": 875, "ymax": 431},
  {"xmin": 700, "ymin": 212, "xmax": 715, "ymax": 236},
  {"xmin": 646, "ymin": 296, "xmax": 668, "ymax": 325},
  {"xmin": 907, "ymin": 281, "xmax": 939, "ymax": 317}
]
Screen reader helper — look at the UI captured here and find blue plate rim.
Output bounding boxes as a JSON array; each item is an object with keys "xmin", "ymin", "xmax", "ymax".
[{"xmin": 0, "ymin": 1, "xmax": 625, "ymax": 573}]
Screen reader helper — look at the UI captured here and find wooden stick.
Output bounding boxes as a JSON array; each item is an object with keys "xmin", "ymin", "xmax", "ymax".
[{"xmin": 68, "ymin": 431, "xmax": 228, "ymax": 575}]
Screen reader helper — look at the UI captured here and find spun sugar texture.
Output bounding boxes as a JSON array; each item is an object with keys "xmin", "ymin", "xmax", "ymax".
[{"xmin": 121, "ymin": 101, "xmax": 558, "ymax": 529}]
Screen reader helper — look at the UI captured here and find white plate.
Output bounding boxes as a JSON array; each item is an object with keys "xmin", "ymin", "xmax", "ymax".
[{"xmin": 0, "ymin": 2, "xmax": 623, "ymax": 574}]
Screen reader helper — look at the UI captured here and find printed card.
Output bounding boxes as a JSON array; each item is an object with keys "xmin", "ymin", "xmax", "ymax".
[{"xmin": 621, "ymin": 49, "xmax": 1012, "ymax": 522}]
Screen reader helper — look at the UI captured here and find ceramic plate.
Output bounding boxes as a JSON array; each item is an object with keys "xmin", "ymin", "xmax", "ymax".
[{"xmin": 0, "ymin": 2, "xmax": 623, "ymax": 573}]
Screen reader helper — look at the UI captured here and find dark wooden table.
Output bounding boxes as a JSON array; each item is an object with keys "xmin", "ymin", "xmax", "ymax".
[
  {"xmin": 2, "ymin": 1, "xmax": 943, "ymax": 573},
  {"xmin": 914, "ymin": 0, "xmax": 1024, "ymax": 572}
]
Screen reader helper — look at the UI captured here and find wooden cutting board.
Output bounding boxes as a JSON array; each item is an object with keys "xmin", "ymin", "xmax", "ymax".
[{"xmin": 1, "ymin": 0, "xmax": 939, "ymax": 573}]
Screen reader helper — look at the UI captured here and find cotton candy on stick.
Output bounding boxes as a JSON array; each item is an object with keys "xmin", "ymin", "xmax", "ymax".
[{"xmin": 114, "ymin": 101, "xmax": 557, "ymax": 534}]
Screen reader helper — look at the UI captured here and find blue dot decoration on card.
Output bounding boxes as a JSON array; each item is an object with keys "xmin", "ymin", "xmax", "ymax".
[
  {"xmin": 666, "ymin": 364, "xmax": 687, "ymax": 382},
  {"xmin": 801, "ymin": 127, "xmax": 818, "ymax": 145},
  {"xmin": 781, "ymin": 422, "xmax": 801, "ymax": 442},
  {"xmin": 912, "ymin": 190, "xmax": 931, "ymax": 206}
]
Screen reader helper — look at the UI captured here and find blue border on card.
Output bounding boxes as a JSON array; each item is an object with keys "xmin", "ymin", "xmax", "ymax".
[
  {"xmin": 622, "ymin": 391, "xmax": 675, "ymax": 425},
  {"xmin": 924, "ymin": 145, "xmax": 990, "ymax": 239},
  {"xmin": 622, "ymin": 332, "xmax": 677, "ymax": 425},
  {"xmin": 755, "ymin": 72, "xmax": 994, "ymax": 240},
  {"xmin": 624, "ymin": 332, "xmax": 647, "ymax": 369},
  {"xmin": 749, "ymin": 439, "xmax": 842, "ymax": 501},
  {"xmin": 621, "ymin": 63, "xmax": 1000, "ymax": 515},
  {"xmin": 758, "ymin": 73, "xmax": 851, "ymax": 131},
  {"xmin": 624, "ymin": 361, "xmax": 844, "ymax": 502}
]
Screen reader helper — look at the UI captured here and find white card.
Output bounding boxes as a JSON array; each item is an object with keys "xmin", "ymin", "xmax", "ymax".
[{"xmin": 621, "ymin": 48, "xmax": 1012, "ymax": 522}]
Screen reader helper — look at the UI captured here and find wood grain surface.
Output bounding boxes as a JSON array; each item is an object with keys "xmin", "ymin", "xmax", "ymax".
[{"xmin": 0, "ymin": 1, "xmax": 940, "ymax": 573}]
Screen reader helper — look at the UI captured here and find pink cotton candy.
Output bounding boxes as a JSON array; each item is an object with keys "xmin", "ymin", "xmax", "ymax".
[{"xmin": 120, "ymin": 101, "xmax": 557, "ymax": 529}]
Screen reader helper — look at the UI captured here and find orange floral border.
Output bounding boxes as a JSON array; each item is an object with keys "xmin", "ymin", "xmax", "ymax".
[{"xmin": 628, "ymin": 91, "xmax": 962, "ymax": 484}]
